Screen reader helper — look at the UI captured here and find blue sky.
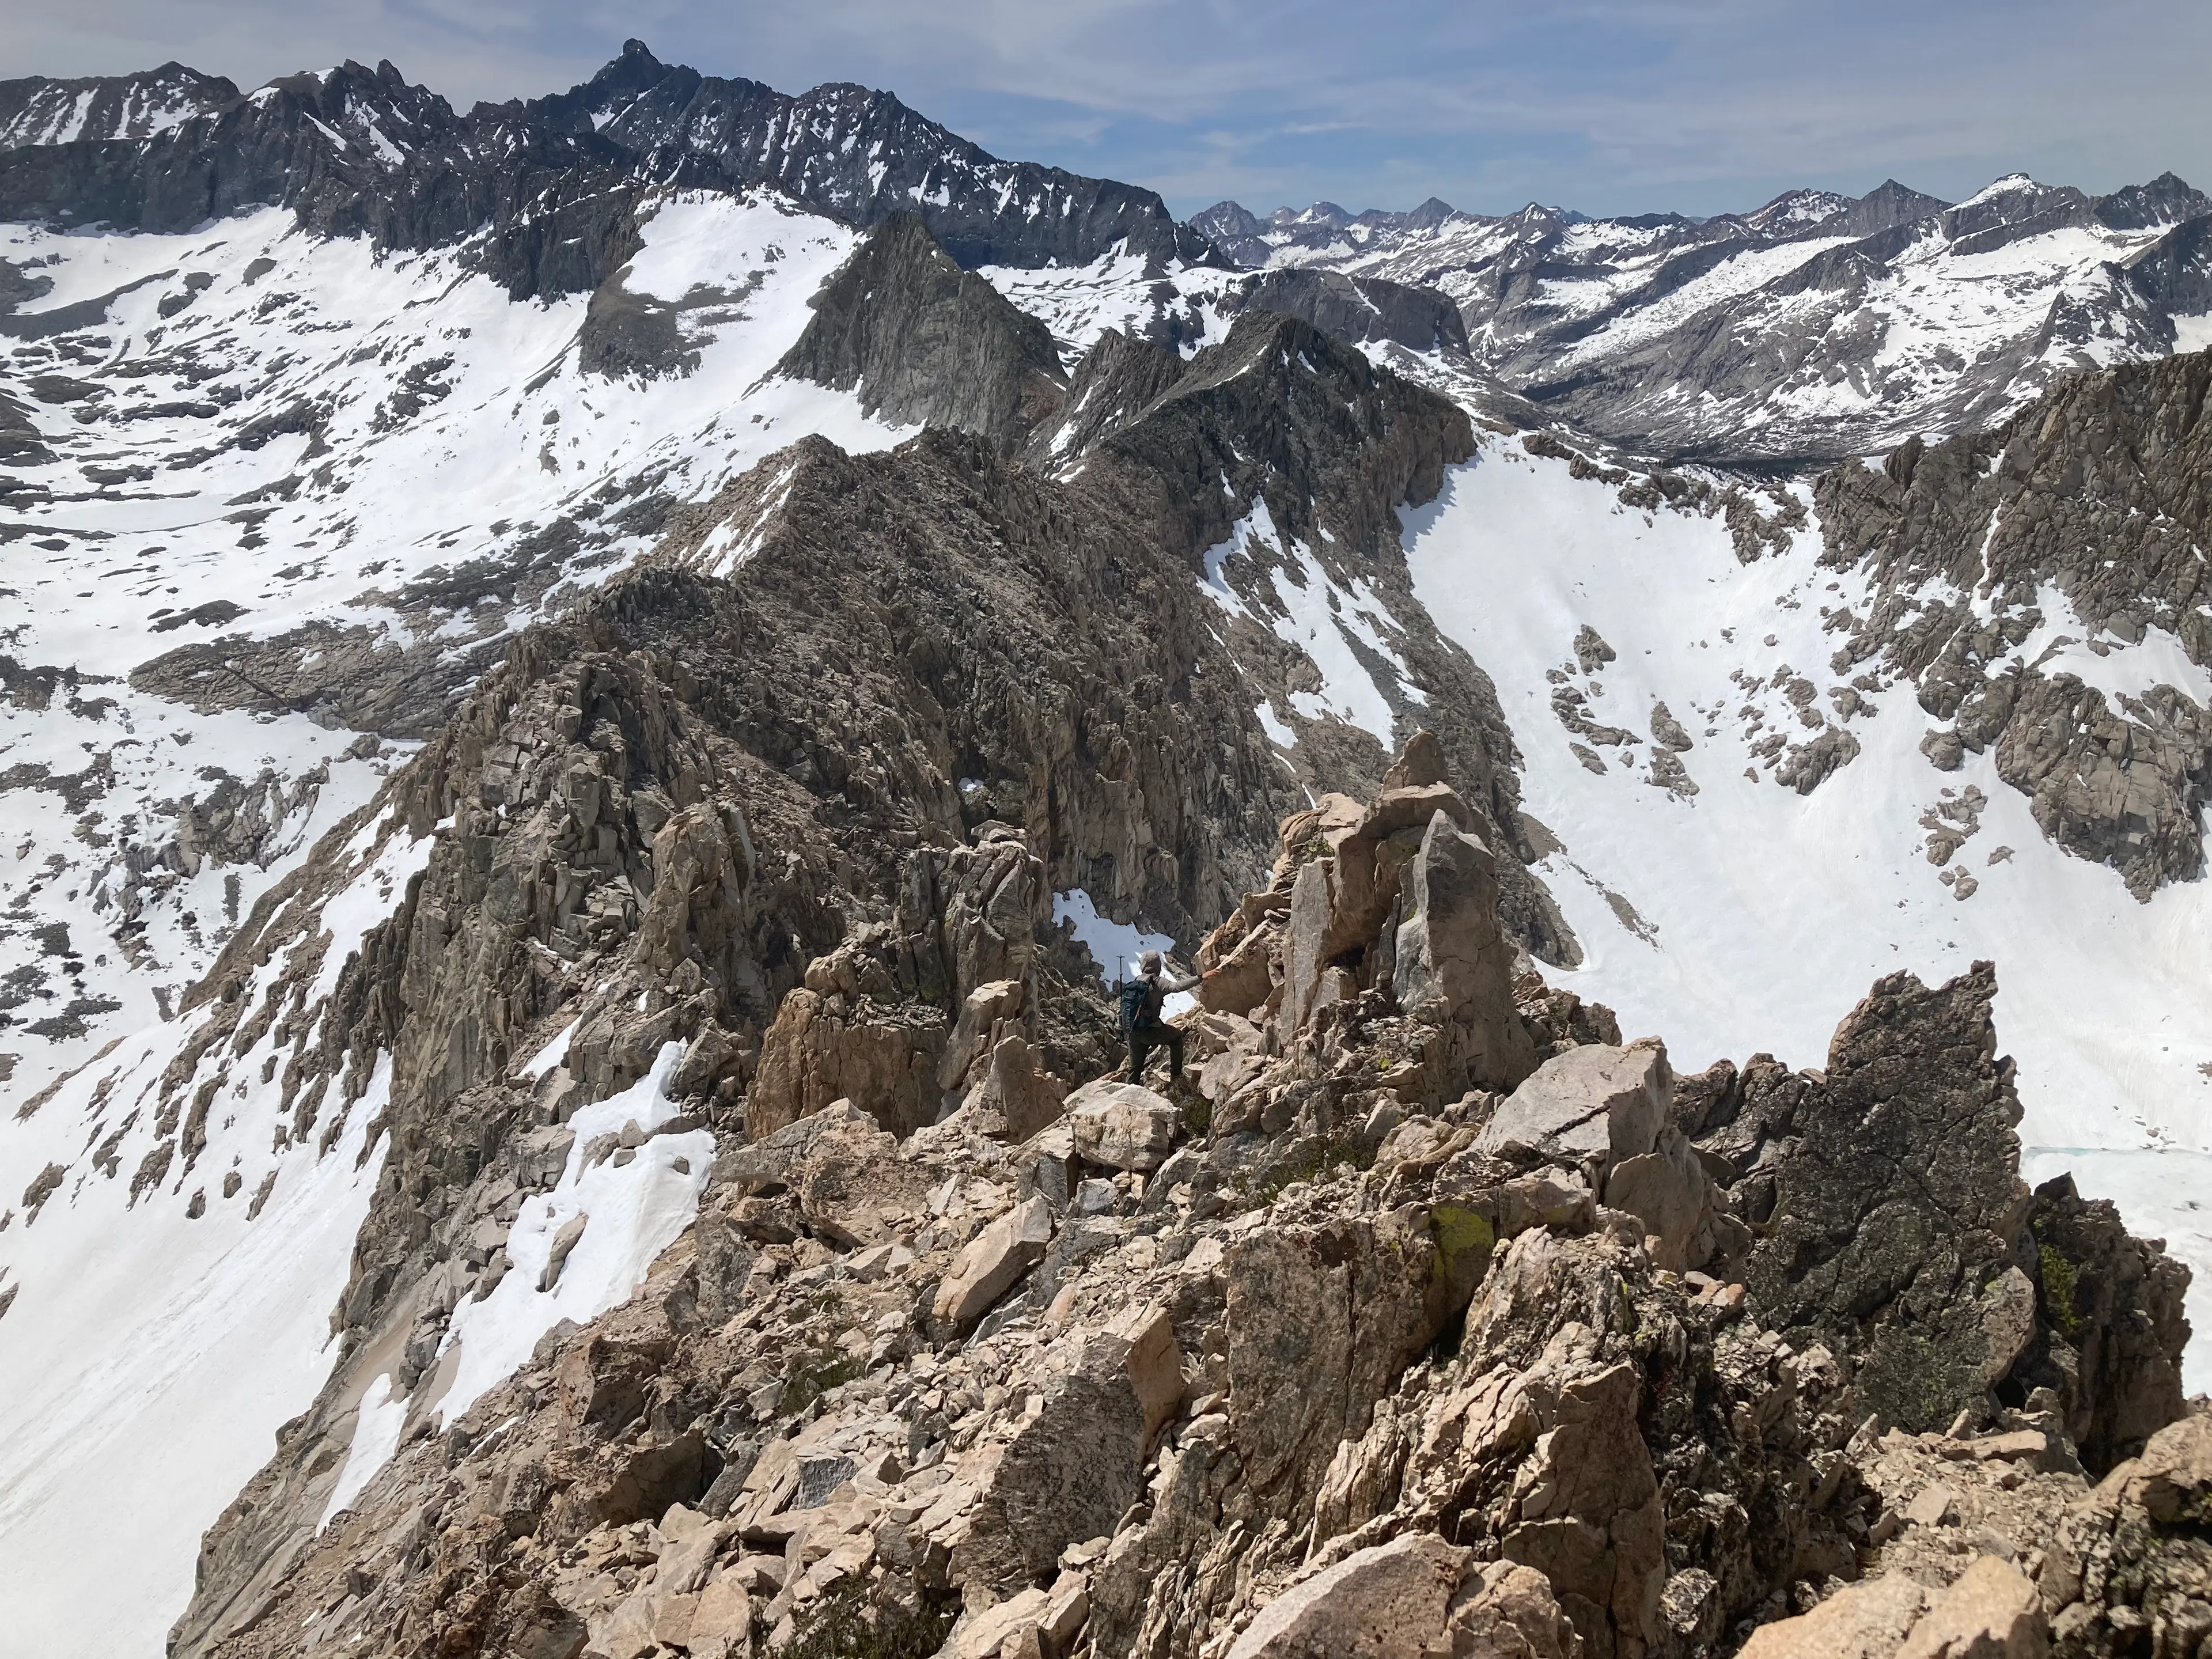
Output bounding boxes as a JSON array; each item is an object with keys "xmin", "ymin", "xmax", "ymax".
[{"xmin": 10, "ymin": 0, "xmax": 2209, "ymax": 218}]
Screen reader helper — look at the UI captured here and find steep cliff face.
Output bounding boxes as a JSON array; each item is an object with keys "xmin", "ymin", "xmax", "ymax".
[
  {"xmin": 777, "ymin": 215, "xmax": 1069, "ymax": 455},
  {"xmin": 531, "ymin": 41, "xmax": 1215, "ymax": 272},
  {"xmin": 1815, "ymin": 348, "xmax": 2212, "ymax": 896}
]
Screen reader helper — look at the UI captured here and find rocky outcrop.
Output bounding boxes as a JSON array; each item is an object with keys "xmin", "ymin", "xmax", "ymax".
[
  {"xmin": 2021, "ymin": 1173, "xmax": 2193, "ymax": 1472},
  {"xmin": 1220, "ymin": 267, "xmax": 1472, "ymax": 354},
  {"xmin": 1387, "ymin": 813, "xmax": 1540, "ymax": 1094},
  {"xmin": 1743, "ymin": 1403, "xmax": 2212, "ymax": 1659},
  {"xmin": 1689, "ymin": 961, "xmax": 2191, "ymax": 1456},
  {"xmin": 1816, "ymin": 349, "xmax": 2212, "ymax": 896},
  {"xmin": 1740, "ymin": 1554, "xmax": 2044, "ymax": 1659},
  {"xmin": 1221, "ymin": 1532, "xmax": 1472, "ymax": 1658},
  {"xmin": 1065, "ymin": 1081, "xmax": 1180, "ymax": 1171},
  {"xmin": 777, "ymin": 214, "xmax": 1069, "ymax": 455},
  {"xmin": 130, "ymin": 619, "xmax": 503, "ymax": 740},
  {"xmin": 1737, "ymin": 963, "xmax": 2042, "ymax": 1434},
  {"xmin": 1025, "ymin": 326, "xmax": 1191, "ymax": 464},
  {"xmin": 168, "ymin": 741, "xmax": 2190, "ymax": 1659}
]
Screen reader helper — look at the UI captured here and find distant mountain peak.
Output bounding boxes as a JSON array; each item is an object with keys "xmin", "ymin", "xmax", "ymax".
[{"xmin": 0, "ymin": 44, "xmax": 1211, "ymax": 282}]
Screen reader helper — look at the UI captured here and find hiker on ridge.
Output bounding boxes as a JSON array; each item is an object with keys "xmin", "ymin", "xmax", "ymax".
[{"xmin": 1120, "ymin": 949, "xmax": 1210, "ymax": 1086}]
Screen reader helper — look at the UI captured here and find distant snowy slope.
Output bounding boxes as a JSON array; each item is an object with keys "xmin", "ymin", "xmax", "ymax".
[
  {"xmin": 0, "ymin": 187, "xmax": 899, "ymax": 1105},
  {"xmin": 1195, "ymin": 174, "xmax": 2212, "ymax": 459}
]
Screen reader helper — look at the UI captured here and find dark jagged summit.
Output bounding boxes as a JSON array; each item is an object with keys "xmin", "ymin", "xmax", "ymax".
[
  {"xmin": 532, "ymin": 40, "xmax": 1217, "ymax": 272},
  {"xmin": 0, "ymin": 41, "xmax": 1221, "ymax": 301},
  {"xmin": 777, "ymin": 213, "xmax": 1069, "ymax": 455}
]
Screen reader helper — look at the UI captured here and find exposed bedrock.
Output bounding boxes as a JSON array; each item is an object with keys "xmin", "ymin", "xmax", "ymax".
[
  {"xmin": 1816, "ymin": 349, "xmax": 2212, "ymax": 896},
  {"xmin": 173, "ymin": 736, "xmax": 2191, "ymax": 1659}
]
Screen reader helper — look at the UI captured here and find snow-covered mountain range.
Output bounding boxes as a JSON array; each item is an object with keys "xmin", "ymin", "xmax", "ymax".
[
  {"xmin": 1193, "ymin": 173, "xmax": 2212, "ymax": 459},
  {"xmin": 2, "ymin": 40, "xmax": 2210, "ymax": 1659}
]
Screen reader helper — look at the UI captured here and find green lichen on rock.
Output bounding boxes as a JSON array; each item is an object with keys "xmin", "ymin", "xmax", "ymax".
[
  {"xmin": 1429, "ymin": 1203, "xmax": 1494, "ymax": 1283},
  {"xmin": 2040, "ymin": 1242, "xmax": 2081, "ymax": 1337}
]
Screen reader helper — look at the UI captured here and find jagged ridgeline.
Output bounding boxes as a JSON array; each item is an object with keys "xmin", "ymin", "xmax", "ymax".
[
  {"xmin": 177, "ymin": 738, "xmax": 2198, "ymax": 1659},
  {"xmin": 2, "ymin": 35, "xmax": 2210, "ymax": 1659},
  {"xmin": 0, "ymin": 40, "xmax": 1211, "ymax": 301}
]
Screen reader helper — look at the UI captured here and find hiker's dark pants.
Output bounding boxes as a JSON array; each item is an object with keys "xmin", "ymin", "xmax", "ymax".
[{"xmin": 1127, "ymin": 1021, "xmax": 1184, "ymax": 1085}]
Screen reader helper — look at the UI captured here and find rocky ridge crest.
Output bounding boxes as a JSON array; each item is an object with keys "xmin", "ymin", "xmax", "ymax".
[{"xmin": 174, "ymin": 734, "xmax": 2196, "ymax": 1659}]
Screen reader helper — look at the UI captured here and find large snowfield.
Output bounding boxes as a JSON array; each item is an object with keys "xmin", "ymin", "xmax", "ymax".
[{"xmin": 1, "ymin": 173, "xmax": 2209, "ymax": 1654}]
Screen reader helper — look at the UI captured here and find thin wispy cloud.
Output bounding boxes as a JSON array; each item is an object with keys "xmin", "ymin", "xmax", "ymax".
[{"xmin": 5, "ymin": 0, "xmax": 2206, "ymax": 217}]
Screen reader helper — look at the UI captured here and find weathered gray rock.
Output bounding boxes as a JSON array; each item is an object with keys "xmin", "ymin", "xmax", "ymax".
[
  {"xmin": 1382, "ymin": 728, "xmax": 1452, "ymax": 790},
  {"xmin": 1815, "ymin": 350, "xmax": 2212, "ymax": 897},
  {"xmin": 539, "ymin": 1213, "xmax": 588, "ymax": 1292},
  {"xmin": 1603, "ymin": 1124, "xmax": 1718, "ymax": 1271},
  {"xmin": 2018, "ymin": 1172, "xmax": 2191, "ymax": 1469},
  {"xmin": 1225, "ymin": 1532, "xmax": 1469, "ymax": 1659},
  {"xmin": 1494, "ymin": 1166, "xmax": 1599, "ymax": 1237},
  {"xmin": 1275, "ymin": 855, "xmax": 1338, "ymax": 1041},
  {"xmin": 1476, "ymin": 1039, "xmax": 1670, "ymax": 1181},
  {"xmin": 1445, "ymin": 1562, "xmax": 1583, "ymax": 1659},
  {"xmin": 972, "ymin": 1034, "xmax": 1067, "ymax": 1143},
  {"xmin": 1065, "ymin": 1080, "xmax": 1180, "ymax": 1172},
  {"xmin": 789, "ymin": 1113, "xmax": 930, "ymax": 1248},
  {"xmin": 1738, "ymin": 1574, "xmax": 1932, "ymax": 1659},
  {"xmin": 952, "ymin": 1332, "xmax": 1150, "ymax": 1593},
  {"xmin": 1494, "ymin": 1349, "xmax": 1666, "ymax": 1654},
  {"xmin": 938, "ymin": 978, "xmax": 1025, "ymax": 1095},
  {"xmin": 748, "ymin": 987, "xmax": 949, "ymax": 1139},
  {"xmin": 933, "ymin": 1195, "xmax": 1052, "ymax": 1333},
  {"xmin": 1110, "ymin": 1303, "xmax": 1187, "ymax": 1445},
  {"xmin": 685, "ymin": 1570, "xmax": 751, "ymax": 1659},
  {"xmin": 1391, "ymin": 812, "xmax": 1539, "ymax": 1093},
  {"xmin": 1322, "ymin": 782, "xmax": 1473, "ymax": 958},
  {"xmin": 1573, "ymin": 626, "xmax": 1618, "ymax": 676},
  {"xmin": 1896, "ymin": 1555, "xmax": 2047, "ymax": 1658},
  {"xmin": 1217, "ymin": 267, "xmax": 1471, "ymax": 354}
]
